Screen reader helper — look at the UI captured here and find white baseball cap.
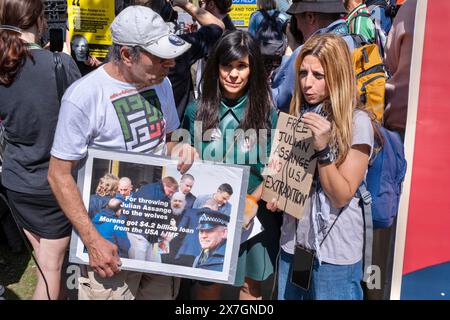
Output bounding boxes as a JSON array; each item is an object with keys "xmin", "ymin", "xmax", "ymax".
[{"xmin": 110, "ymin": 6, "xmax": 191, "ymax": 59}]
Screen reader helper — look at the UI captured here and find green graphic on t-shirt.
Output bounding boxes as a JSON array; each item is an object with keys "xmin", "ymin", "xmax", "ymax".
[{"xmin": 112, "ymin": 89, "xmax": 165, "ymax": 152}]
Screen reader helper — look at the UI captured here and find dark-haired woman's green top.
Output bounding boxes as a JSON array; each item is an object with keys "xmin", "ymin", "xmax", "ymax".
[{"xmin": 182, "ymin": 95, "xmax": 282, "ymax": 286}]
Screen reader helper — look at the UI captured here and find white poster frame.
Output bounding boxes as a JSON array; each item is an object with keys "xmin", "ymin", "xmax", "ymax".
[{"xmin": 69, "ymin": 147, "xmax": 250, "ymax": 285}]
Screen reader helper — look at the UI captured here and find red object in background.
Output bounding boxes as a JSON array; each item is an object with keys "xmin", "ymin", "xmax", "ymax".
[{"xmin": 402, "ymin": 0, "xmax": 450, "ymax": 276}]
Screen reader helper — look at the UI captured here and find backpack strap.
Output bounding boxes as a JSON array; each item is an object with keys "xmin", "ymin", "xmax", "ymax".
[
  {"xmin": 273, "ymin": 10, "xmax": 280, "ymax": 20},
  {"xmin": 53, "ymin": 52, "xmax": 68, "ymax": 103},
  {"xmin": 348, "ymin": 10, "xmax": 372, "ymax": 27},
  {"xmin": 365, "ymin": 0, "xmax": 389, "ymax": 6},
  {"xmin": 358, "ymin": 183, "xmax": 374, "ymax": 283},
  {"xmin": 350, "ymin": 34, "xmax": 370, "ymax": 48},
  {"xmin": 260, "ymin": 9, "xmax": 269, "ymax": 20},
  {"xmin": 354, "ymin": 11, "xmax": 372, "ymax": 19},
  {"xmin": 258, "ymin": 10, "xmax": 272, "ymax": 33},
  {"xmin": 260, "ymin": 10, "xmax": 279, "ymax": 25}
]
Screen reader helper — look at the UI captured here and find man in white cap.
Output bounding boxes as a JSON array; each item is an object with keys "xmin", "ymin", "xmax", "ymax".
[{"xmin": 48, "ymin": 6, "xmax": 197, "ymax": 300}]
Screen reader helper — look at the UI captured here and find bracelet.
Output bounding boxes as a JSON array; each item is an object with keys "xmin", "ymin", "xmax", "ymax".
[
  {"xmin": 318, "ymin": 152, "xmax": 333, "ymax": 165},
  {"xmin": 310, "ymin": 145, "xmax": 330, "ymax": 160}
]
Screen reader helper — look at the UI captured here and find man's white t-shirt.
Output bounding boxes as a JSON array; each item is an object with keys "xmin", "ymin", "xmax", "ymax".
[{"xmin": 51, "ymin": 65, "xmax": 180, "ymax": 160}]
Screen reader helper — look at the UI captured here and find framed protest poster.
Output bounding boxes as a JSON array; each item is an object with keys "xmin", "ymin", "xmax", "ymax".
[
  {"xmin": 261, "ymin": 112, "xmax": 317, "ymax": 219},
  {"xmin": 69, "ymin": 148, "xmax": 249, "ymax": 284}
]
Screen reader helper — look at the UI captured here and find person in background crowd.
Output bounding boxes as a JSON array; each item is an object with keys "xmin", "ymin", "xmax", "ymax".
[
  {"xmin": 48, "ymin": 6, "xmax": 197, "ymax": 300},
  {"xmin": 276, "ymin": 0, "xmax": 292, "ymax": 13},
  {"xmin": 366, "ymin": 0, "xmax": 417, "ymax": 301},
  {"xmin": 383, "ymin": 0, "xmax": 416, "ymax": 139},
  {"xmin": 271, "ymin": 0, "xmax": 352, "ymax": 112},
  {"xmin": 200, "ymin": 0, "xmax": 235, "ymax": 31},
  {"xmin": 71, "ymin": 34, "xmax": 88, "ymax": 62},
  {"xmin": 284, "ymin": 14, "xmax": 304, "ymax": 52},
  {"xmin": 268, "ymin": 33, "xmax": 374, "ymax": 300},
  {"xmin": 0, "ymin": 0, "xmax": 81, "ymax": 300},
  {"xmin": 167, "ymin": 0, "xmax": 225, "ymax": 119},
  {"xmin": 248, "ymin": 0, "xmax": 289, "ymax": 81},
  {"xmin": 248, "ymin": 0, "xmax": 288, "ymax": 37},
  {"xmin": 70, "ymin": 34, "xmax": 103, "ymax": 76},
  {"xmin": 342, "ymin": 0, "xmax": 376, "ymax": 43},
  {"xmin": 364, "ymin": 0, "xmax": 397, "ymax": 35},
  {"xmin": 183, "ymin": 30, "xmax": 281, "ymax": 300}
]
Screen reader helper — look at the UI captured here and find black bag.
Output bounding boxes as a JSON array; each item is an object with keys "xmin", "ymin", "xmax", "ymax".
[{"xmin": 254, "ymin": 10, "xmax": 287, "ymax": 58}]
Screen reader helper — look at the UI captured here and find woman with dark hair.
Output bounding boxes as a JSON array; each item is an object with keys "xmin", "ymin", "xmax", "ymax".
[
  {"xmin": 183, "ymin": 30, "xmax": 281, "ymax": 300},
  {"xmin": 0, "ymin": 0, "xmax": 80, "ymax": 299}
]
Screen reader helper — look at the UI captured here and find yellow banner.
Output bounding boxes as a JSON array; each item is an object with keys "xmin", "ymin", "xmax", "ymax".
[
  {"xmin": 230, "ymin": 2, "xmax": 257, "ymax": 28},
  {"xmin": 67, "ymin": 0, "xmax": 114, "ymax": 59}
]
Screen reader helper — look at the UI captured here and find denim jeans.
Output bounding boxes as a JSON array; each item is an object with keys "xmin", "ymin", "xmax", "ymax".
[{"xmin": 277, "ymin": 249, "xmax": 364, "ymax": 300}]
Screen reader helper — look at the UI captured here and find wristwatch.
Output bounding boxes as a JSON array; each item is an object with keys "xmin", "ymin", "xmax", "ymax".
[{"xmin": 318, "ymin": 149, "xmax": 333, "ymax": 165}]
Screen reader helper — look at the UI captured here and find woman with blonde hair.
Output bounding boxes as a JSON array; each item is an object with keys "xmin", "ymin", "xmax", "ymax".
[
  {"xmin": 88, "ymin": 173, "xmax": 119, "ymax": 218},
  {"xmin": 269, "ymin": 33, "xmax": 375, "ymax": 300},
  {"xmin": 95, "ymin": 173, "xmax": 120, "ymax": 197}
]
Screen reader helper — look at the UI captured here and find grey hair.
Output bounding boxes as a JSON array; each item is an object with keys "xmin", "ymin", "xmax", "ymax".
[
  {"xmin": 172, "ymin": 191, "xmax": 186, "ymax": 202},
  {"xmin": 110, "ymin": 44, "xmax": 142, "ymax": 63}
]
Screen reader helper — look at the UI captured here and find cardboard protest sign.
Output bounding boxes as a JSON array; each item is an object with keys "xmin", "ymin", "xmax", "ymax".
[
  {"xmin": 261, "ymin": 112, "xmax": 317, "ymax": 219},
  {"xmin": 70, "ymin": 148, "xmax": 249, "ymax": 285}
]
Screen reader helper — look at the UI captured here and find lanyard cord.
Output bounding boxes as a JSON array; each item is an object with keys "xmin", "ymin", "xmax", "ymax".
[
  {"xmin": 319, "ymin": 206, "xmax": 344, "ymax": 248},
  {"xmin": 26, "ymin": 42, "xmax": 42, "ymax": 50}
]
